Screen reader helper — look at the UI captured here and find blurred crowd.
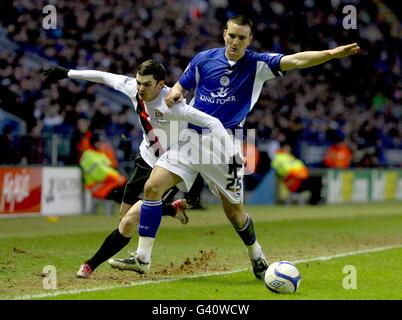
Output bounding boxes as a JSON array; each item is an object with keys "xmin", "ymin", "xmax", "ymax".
[{"xmin": 0, "ymin": 0, "xmax": 400, "ymax": 168}]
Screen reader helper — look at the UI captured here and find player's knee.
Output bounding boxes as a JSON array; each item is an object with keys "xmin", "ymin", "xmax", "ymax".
[
  {"xmin": 119, "ymin": 217, "xmax": 135, "ymax": 237},
  {"xmin": 144, "ymin": 179, "xmax": 164, "ymax": 200}
]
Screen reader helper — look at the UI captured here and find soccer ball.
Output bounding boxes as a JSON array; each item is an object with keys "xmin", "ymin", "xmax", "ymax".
[{"xmin": 264, "ymin": 261, "xmax": 301, "ymax": 294}]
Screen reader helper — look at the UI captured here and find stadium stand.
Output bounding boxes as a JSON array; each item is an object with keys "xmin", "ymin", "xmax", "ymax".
[{"xmin": 0, "ymin": 0, "xmax": 400, "ymax": 178}]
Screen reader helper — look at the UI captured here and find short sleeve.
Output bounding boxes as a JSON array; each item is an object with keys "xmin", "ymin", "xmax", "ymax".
[
  {"xmin": 261, "ymin": 52, "xmax": 285, "ymax": 77},
  {"xmin": 178, "ymin": 52, "xmax": 205, "ymax": 91},
  {"xmin": 253, "ymin": 52, "xmax": 286, "ymax": 81}
]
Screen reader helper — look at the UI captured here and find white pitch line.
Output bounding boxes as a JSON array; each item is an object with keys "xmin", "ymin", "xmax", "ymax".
[
  {"xmin": 293, "ymin": 243, "xmax": 402, "ymax": 263},
  {"xmin": 14, "ymin": 268, "xmax": 247, "ymax": 300},
  {"xmin": 14, "ymin": 243, "xmax": 402, "ymax": 300}
]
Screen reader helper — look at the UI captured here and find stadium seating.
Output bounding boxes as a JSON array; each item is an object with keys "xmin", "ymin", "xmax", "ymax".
[{"xmin": 0, "ymin": 0, "xmax": 400, "ymax": 171}]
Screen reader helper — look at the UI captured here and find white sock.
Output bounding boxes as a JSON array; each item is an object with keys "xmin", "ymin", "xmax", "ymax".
[
  {"xmin": 136, "ymin": 236, "xmax": 154, "ymax": 263},
  {"xmin": 247, "ymin": 241, "xmax": 263, "ymax": 260}
]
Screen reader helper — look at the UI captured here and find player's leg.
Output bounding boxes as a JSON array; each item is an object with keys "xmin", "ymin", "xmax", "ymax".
[
  {"xmin": 77, "ymin": 156, "xmax": 151, "ymax": 278},
  {"xmin": 76, "ymin": 201, "xmax": 134, "ymax": 278},
  {"xmin": 108, "ymin": 165, "xmax": 183, "ymax": 273},
  {"xmin": 107, "ymin": 197, "xmax": 189, "ymax": 271},
  {"xmin": 136, "ymin": 166, "xmax": 183, "ymax": 264},
  {"xmin": 77, "ymin": 156, "xmax": 188, "ymax": 278},
  {"xmin": 121, "ymin": 156, "xmax": 186, "ymax": 222},
  {"xmin": 107, "ymin": 143, "xmax": 199, "ymax": 273},
  {"xmin": 76, "ymin": 155, "xmax": 154, "ymax": 277},
  {"xmin": 118, "ymin": 197, "xmax": 189, "ymax": 238},
  {"xmin": 218, "ymin": 192, "xmax": 268, "ymax": 279},
  {"xmin": 196, "ymin": 142, "xmax": 269, "ymax": 279},
  {"xmin": 119, "ymin": 202, "xmax": 133, "ymax": 222},
  {"xmin": 118, "ymin": 200, "xmax": 141, "ymax": 236}
]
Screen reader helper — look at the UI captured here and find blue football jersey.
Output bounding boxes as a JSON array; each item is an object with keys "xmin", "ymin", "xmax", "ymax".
[{"xmin": 179, "ymin": 48, "xmax": 285, "ymax": 129}]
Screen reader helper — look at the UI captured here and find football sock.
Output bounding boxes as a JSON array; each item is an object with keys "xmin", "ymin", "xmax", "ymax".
[
  {"xmin": 234, "ymin": 214, "xmax": 263, "ymax": 260},
  {"xmin": 247, "ymin": 240, "xmax": 263, "ymax": 260},
  {"xmin": 86, "ymin": 228, "xmax": 131, "ymax": 270},
  {"xmin": 235, "ymin": 213, "xmax": 258, "ymax": 247},
  {"xmin": 137, "ymin": 199, "xmax": 162, "ymax": 262},
  {"xmin": 161, "ymin": 203, "xmax": 176, "ymax": 217},
  {"xmin": 136, "ymin": 236, "xmax": 155, "ymax": 263}
]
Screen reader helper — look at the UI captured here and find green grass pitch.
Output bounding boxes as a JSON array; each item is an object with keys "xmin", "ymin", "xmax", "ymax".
[{"xmin": 0, "ymin": 202, "xmax": 401, "ymax": 300}]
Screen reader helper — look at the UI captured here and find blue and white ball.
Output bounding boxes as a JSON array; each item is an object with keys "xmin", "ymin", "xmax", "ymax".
[{"xmin": 264, "ymin": 261, "xmax": 301, "ymax": 294}]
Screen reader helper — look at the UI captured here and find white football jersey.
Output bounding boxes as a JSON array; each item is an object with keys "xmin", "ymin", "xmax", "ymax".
[{"xmin": 68, "ymin": 70, "xmax": 233, "ymax": 167}]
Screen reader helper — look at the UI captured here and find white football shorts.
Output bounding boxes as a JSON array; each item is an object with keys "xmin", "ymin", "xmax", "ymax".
[{"xmin": 155, "ymin": 134, "xmax": 244, "ymax": 204}]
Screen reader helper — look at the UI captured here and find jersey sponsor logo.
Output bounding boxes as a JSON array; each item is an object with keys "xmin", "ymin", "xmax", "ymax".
[
  {"xmin": 211, "ymin": 87, "xmax": 229, "ymax": 98},
  {"xmin": 200, "ymin": 87, "xmax": 236, "ymax": 105},
  {"xmin": 199, "ymin": 94, "xmax": 236, "ymax": 104},
  {"xmin": 200, "ymin": 87, "xmax": 236, "ymax": 104}
]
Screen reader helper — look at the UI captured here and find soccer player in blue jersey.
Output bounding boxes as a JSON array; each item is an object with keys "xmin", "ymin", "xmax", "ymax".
[{"xmin": 109, "ymin": 15, "xmax": 359, "ymax": 279}]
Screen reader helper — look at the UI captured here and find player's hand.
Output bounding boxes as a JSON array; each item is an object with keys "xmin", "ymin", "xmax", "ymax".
[
  {"xmin": 165, "ymin": 87, "xmax": 183, "ymax": 108},
  {"xmin": 330, "ymin": 43, "xmax": 360, "ymax": 59},
  {"xmin": 43, "ymin": 66, "xmax": 69, "ymax": 82}
]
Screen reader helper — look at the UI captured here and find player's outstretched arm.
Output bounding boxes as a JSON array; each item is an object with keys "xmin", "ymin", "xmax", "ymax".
[
  {"xmin": 43, "ymin": 66, "xmax": 107, "ymax": 84},
  {"xmin": 66, "ymin": 69, "xmax": 126, "ymax": 87},
  {"xmin": 43, "ymin": 66, "xmax": 134, "ymax": 96},
  {"xmin": 165, "ymin": 82, "xmax": 185, "ymax": 108},
  {"xmin": 280, "ymin": 43, "xmax": 360, "ymax": 72}
]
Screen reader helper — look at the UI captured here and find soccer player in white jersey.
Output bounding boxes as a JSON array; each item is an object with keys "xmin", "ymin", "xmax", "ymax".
[
  {"xmin": 109, "ymin": 16, "xmax": 359, "ymax": 279},
  {"xmin": 43, "ymin": 59, "xmax": 234, "ymax": 278}
]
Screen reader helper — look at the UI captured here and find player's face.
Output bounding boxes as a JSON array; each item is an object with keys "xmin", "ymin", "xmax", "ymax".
[
  {"xmin": 223, "ymin": 22, "xmax": 253, "ymax": 61},
  {"xmin": 136, "ymin": 74, "xmax": 164, "ymax": 101}
]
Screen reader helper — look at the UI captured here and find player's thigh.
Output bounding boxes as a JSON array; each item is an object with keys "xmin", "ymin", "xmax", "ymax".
[
  {"xmin": 145, "ymin": 165, "xmax": 183, "ymax": 195},
  {"xmin": 155, "ymin": 144, "xmax": 199, "ymax": 193}
]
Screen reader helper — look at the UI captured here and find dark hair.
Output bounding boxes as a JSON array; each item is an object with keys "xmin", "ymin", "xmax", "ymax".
[
  {"xmin": 225, "ymin": 15, "xmax": 253, "ymax": 35},
  {"xmin": 137, "ymin": 59, "xmax": 166, "ymax": 82}
]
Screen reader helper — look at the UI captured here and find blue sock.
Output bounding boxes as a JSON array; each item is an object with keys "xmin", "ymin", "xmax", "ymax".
[
  {"xmin": 138, "ymin": 200, "xmax": 163, "ymax": 238},
  {"xmin": 235, "ymin": 214, "xmax": 256, "ymax": 246}
]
